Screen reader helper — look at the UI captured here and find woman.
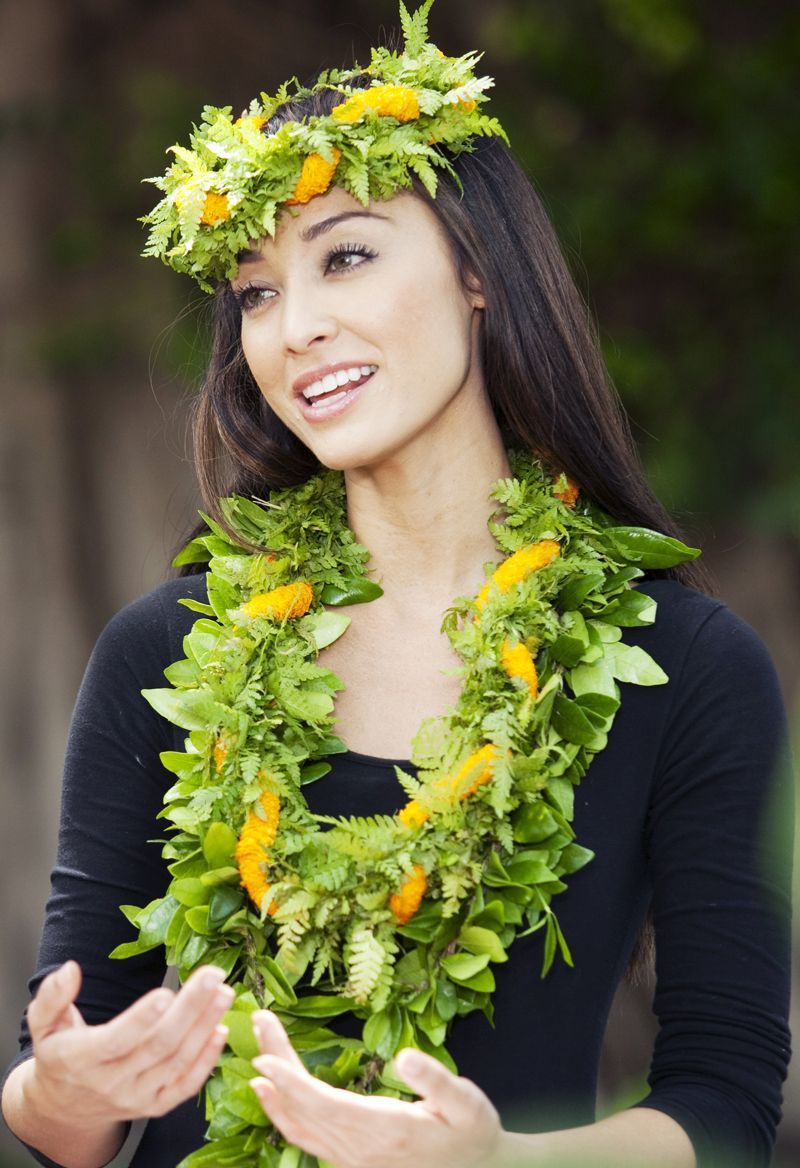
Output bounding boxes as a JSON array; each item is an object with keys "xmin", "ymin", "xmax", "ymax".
[{"xmin": 2, "ymin": 4, "xmax": 792, "ymax": 1167}]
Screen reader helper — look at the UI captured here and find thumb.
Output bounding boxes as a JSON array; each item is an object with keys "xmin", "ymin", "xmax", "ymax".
[
  {"xmin": 27, "ymin": 961, "xmax": 83, "ymax": 1042},
  {"xmin": 394, "ymin": 1047, "xmax": 479, "ymax": 1125}
]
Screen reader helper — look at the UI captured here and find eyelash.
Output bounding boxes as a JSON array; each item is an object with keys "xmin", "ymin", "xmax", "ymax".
[{"xmin": 233, "ymin": 241, "xmax": 378, "ymax": 313}]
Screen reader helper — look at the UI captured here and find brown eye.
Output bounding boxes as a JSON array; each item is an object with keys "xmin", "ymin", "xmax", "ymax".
[
  {"xmin": 324, "ymin": 242, "xmax": 377, "ymax": 274},
  {"xmin": 233, "ymin": 285, "xmax": 275, "ymax": 313}
]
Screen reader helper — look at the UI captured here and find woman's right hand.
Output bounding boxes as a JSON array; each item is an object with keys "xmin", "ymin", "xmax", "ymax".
[{"xmin": 25, "ymin": 959, "xmax": 233, "ymax": 1124}]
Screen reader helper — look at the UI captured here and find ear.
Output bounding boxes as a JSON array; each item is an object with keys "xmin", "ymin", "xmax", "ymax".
[{"xmin": 465, "ymin": 269, "xmax": 485, "ymax": 309}]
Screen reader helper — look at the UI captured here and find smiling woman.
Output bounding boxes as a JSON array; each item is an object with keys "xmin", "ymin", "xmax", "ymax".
[
  {"xmin": 1, "ymin": 3, "xmax": 793, "ymax": 1168},
  {"xmin": 232, "ymin": 188, "xmax": 487, "ymax": 473}
]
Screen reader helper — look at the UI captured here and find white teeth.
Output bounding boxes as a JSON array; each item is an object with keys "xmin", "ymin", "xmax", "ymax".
[
  {"xmin": 302, "ymin": 365, "xmax": 377, "ymax": 400},
  {"xmin": 311, "ymin": 390, "xmax": 348, "ymax": 408}
]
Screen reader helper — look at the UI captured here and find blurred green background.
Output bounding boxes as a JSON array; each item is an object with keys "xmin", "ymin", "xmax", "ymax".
[{"xmin": 1, "ymin": 0, "xmax": 797, "ymax": 1164}]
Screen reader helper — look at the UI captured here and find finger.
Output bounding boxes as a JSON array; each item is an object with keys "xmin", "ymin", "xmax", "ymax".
[
  {"xmin": 250, "ymin": 1076, "xmax": 333, "ymax": 1161},
  {"xmin": 128, "ymin": 972, "xmax": 234, "ymax": 1085},
  {"xmin": 92, "ymin": 965, "xmax": 227, "ymax": 1067},
  {"xmin": 394, "ymin": 1048, "xmax": 486, "ymax": 1126},
  {"xmin": 86, "ymin": 987, "xmax": 175, "ymax": 1064},
  {"xmin": 147, "ymin": 1023, "xmax": 229, "ymax": 1118},
  {"xmin": 28, "ymin": 961, "xmax": 83, "ymax": 1041},
  {"xmin": 253, "ymin": 1010, "xmax": 305, "ymax": 1071}
]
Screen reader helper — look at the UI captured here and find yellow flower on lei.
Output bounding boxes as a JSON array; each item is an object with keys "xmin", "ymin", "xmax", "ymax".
[
  {"xmin": 242, "ymin": 582, "xmax": 313, "ymax": 621},
  {"xmin": 398, "ymin": 743, "xmax": 502, "ymax": 829},
  {"xmin": 389, "ymin": 864, "xmax": 427, "ymax": 924},
  {"xmin": 475, "ymin": 539, "xmax": 561, "ymax": 612},
  {"xmin": 235, "ymin": 790, "xmax": 281, "ymax": 914},
  {"xmin": 501, "ymin": 639, "xmax": 539, "ymax": 699}
]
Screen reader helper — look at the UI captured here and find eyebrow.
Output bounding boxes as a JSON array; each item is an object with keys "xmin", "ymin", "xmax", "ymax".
[{"xmin": 236, "ymin": 211, "xmax": 392, "ymax": 265}]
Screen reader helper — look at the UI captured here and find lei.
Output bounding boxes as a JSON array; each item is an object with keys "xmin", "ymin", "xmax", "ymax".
[{"xmin": 112, "ymin": 450, "xmax": 698, "ymax": 1168}]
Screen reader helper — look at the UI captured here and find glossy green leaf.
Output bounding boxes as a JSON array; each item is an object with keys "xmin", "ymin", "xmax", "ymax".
[
  {"xmin": 440, "ymin": 952, "xmax": 490, "ymax": 982},
  {"xmin": 203, "ymin": 822, "xmax": 238, "ymax": 868},
  {"xmin": 458, "ymin": 925, "xmax": 508, "ymax": 963},
  {"xmin": 320, "ymin": 577, "xmax": 384, "ymax": 605},
  {"xmin": 602, "ymin": 527, "xmax": 701, "ymax": 568}
]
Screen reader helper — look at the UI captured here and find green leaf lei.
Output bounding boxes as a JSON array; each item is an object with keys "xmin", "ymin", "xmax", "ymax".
[{"xmin": 112, "ymin": 450, "xmax": 699, "ymax": 1167}]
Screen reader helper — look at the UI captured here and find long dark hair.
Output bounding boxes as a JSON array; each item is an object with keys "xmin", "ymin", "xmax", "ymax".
[{"xmin": 175, "ymin": 77, "xmax": 713, "ymax": 600}]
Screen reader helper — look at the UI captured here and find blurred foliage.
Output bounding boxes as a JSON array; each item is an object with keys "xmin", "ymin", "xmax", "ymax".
[
  {"xmin": 14, "ymin": 0, "xmax": 799, "ymax": 532},
  {"xmin": 480, "ymin": 0, "xmax": 799, "ymax": 530}
]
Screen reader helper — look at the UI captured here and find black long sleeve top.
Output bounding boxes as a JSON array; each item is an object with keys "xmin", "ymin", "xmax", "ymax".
[{"xmin": 4, "ymin": 575, "xmax": 794, "ymax": 1168}]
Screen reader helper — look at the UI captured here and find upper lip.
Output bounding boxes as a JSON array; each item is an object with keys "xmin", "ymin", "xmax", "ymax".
[{"xmin": 292, "ymin": 361, "xmax": 376, "ymax": 397}]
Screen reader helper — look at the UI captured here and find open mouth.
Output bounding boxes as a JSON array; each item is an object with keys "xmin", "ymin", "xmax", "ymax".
[{"xmin": 300, "ymin": 365, "xmax": 377, "ymax": 409}]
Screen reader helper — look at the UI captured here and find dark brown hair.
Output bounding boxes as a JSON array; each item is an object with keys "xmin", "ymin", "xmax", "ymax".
[{"xmin": 177, "ymin": 79, "xmax": 713, "ymax": 602}]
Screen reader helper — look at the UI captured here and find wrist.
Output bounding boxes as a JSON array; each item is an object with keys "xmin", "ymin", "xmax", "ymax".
[
  {"xmin": 14, "ymin": 1057, "xmax": 126, "ymax": 1168},
  {"xmin": 482, "ymin": 1128, "xmax": 545, "ymax": 1168}
]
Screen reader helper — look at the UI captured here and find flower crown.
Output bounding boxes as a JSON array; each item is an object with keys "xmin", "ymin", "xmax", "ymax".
[{"xmin": 139, "ymin": 0, "xmax": 509, "ymax": 291}]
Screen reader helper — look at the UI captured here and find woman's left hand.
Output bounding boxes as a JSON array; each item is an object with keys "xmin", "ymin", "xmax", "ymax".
[{"xmin": 249, "ymin": 1010, "xmax": 503, "ymax": 1168}]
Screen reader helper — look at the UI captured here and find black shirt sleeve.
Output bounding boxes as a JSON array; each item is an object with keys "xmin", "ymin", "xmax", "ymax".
[
  {"xmin": 632, "ymin": 599, "xmax": 794, "ymax": 1167},
  {"xmin": 2, "ymin": 577, "xmax": 204, "ymax": 1167}
]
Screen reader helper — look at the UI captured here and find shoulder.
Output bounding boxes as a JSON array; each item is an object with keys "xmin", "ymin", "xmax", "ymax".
[
  {"xmin": 87, "ymin": 573, "xmax": 210, "ymax": 683},
  {"xmin": 631, "ymin": 577, "xmax": 780, "ymax": 691}
]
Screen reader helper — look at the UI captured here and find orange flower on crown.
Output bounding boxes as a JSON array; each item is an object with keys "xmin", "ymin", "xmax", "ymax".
[
  {"xmin": 199, "ymin": 192, "xmax": 230, "ymax": 226},
  {"xmin": 241, "ymin": 582, "xmax": 313, "ymax": 621},
  {"xmin": 235, "ymin": 790, "xmax": 281, "ymax": 914},
  {"xmin": 389, "ymin": 864, "xmax": 427, "ymax": 924},
  {"xmin": 475, "ymin": 540, "xmax": 561, "ymax": 612},
  {"xmin": 331, "ymin": 84, "xmax": 420, "ymax": 124},
  {"xmin": 553, "ymin": 475, "xmax": 580, "ymax": 508},
  {"xmin": 286, "ymin": 149, "xmax": 342, "ymax": 205}
]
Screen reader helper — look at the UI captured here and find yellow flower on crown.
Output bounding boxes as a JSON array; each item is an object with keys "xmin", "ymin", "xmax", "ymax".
[
  {"xmin": 287, "ymin": 149, "xmax": 342, "ymax": 205},
  {"xmin": 331, "ymin": 84, "xmax": 421, "ymax": 124},
  {"xmin": 199, "ymin": 193, "xmax": 230, "ymax": 225}
]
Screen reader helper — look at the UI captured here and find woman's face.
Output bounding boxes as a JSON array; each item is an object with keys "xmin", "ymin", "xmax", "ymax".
[{"xmin": 232, "ymin": 185, "xmax": 486, "ymax": 472}]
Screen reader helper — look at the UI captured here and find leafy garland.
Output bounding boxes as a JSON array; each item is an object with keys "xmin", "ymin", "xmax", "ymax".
[
  {"xmin": 140, "ymin": 0, "xmax": 509, "ymax": 290},
  {"xmin": 112, "ymin": 450, "xmax": 699, "ymax": 1168}
]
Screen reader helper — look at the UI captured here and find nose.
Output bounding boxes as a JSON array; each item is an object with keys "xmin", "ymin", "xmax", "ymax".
[{"xmin": 279, "ymin": 277, "xmax": 338, "ymax": 354}]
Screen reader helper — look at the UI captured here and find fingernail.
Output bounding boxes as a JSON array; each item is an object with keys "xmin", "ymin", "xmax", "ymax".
[
  {"xmin": 215, "ymin": 987, "xmax": 234, "ymax": 1009},
  {"xmin": 252, "ymin": 1055, "xmax": 282, "ymax": 1081},
  {"xmin": 396, "ymin": 1049, "xmax": 423, "ymax": 1076},
  {"xmin": 202, "ymin": 966, "xmax": 227, "ymax": 986}
]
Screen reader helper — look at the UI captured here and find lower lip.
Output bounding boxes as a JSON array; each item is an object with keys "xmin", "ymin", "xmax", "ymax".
[{"xmin": 297, "ymin": 372, "xmax": 376, "ymax": 422}]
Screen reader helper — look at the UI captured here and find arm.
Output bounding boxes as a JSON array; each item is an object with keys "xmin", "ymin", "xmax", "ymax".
[
  {"xmin": 250, "ymin": 1013, "xmax": 696, "ymax": 1168},
  {"xmin": 1, "ymin": 578, "xmax": 231, "ymax": 1168}
]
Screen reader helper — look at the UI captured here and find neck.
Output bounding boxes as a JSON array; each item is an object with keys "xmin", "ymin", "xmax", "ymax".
[{"xmin": 343, "ymin": 430, "xmax": 512, "ymax": 610}]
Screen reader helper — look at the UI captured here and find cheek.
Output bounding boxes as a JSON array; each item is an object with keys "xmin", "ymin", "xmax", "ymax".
[{"xmin": 240, "ymin": 323, "xmax": 284, "ymax": 408}]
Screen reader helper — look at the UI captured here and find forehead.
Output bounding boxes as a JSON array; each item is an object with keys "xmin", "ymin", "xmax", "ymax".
[{"xmin": 236, "ymin": 185, "xmax": 437, "ymax": 267}]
